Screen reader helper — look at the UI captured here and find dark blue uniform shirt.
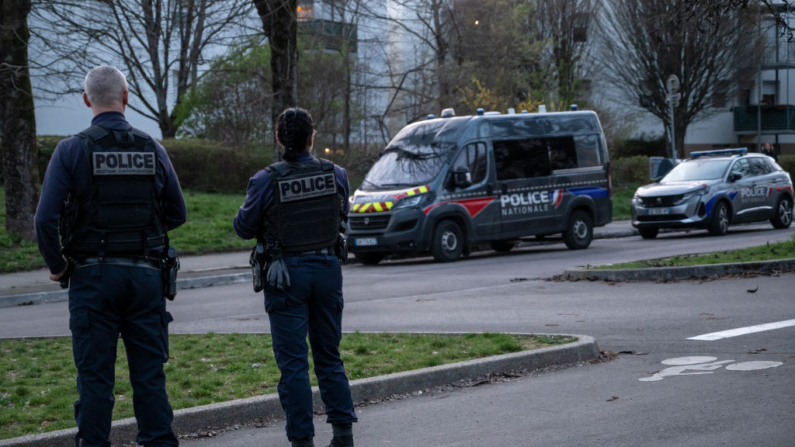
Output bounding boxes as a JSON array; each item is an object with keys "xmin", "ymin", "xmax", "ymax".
[
  {"xmin": 34, "ymin": 112, "xmax": 187, "ymax": 274},
  {"xmin": 234, "ymin": 152, "xmax": 350, "ymax": 240}
]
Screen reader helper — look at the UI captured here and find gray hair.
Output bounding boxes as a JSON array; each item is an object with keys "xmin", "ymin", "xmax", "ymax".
[{"xmin": 84, "ymin": 66, "xmax": 128, "ymax": 108}]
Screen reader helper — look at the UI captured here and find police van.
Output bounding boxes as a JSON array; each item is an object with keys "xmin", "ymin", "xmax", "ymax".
[{"xmin": 346, "ymin": 108, "xmax": 613, "ymax": 264}]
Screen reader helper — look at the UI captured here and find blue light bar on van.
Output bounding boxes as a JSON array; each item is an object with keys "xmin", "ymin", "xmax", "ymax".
[
  {"xmin": 427, "ymin": 114, "xmax": 435, "ymax": 120},
  {"xmin": 690, "ymin": 148, "xmax": 747, "ymax": 159}
]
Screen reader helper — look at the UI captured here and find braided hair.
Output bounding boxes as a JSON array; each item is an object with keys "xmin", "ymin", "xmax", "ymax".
[{"xmin": 276, "ymin": 107, "xmax": 315, "ymax": 161}]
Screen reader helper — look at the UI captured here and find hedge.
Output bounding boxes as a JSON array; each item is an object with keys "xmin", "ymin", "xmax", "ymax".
[
  {"xmin": 778, "ymin": 155, "xmax": 795, "ymax": 180},
  {"xmin": 1, "ymin": 137, "xmax": 273, "ymax": 193},
  {"xmin": 611, "ymin": 155, "xmax": 650, "ymax": 188}
]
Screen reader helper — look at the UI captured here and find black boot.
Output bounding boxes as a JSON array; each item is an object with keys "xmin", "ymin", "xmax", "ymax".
[
  {"xmin": 292, "ymin": 438, "xmax": 314, "ymax": 447},
  {"xmin": 327, "ymin": 424, "xmax": 353, "ymax": 447}
]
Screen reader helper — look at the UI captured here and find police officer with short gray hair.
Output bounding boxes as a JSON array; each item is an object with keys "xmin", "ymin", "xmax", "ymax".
[
  {"xmin": 234, "ymin": 107, "xmax": 357, "ymax": 447},
  {"xmin": 34, "ymin": 65, "xmax": 186, "ymax": 447}
]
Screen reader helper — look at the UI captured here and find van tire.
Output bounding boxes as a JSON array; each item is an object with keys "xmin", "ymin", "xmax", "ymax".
[
  {"xmin": 771, "ymin": 196, "xmax": 793, "ymax": 229},
  {"xmin": 563, "ymin": 210, "xmax": 593, "ymax": 250},
  {"xmin": 354, "ymin": 252, "xmax": 385, "ymax": 265},
  {"xmin": 638, "ymin": 227, "xmax": 659, "ymax": 239},
  {"xmin": 708, "ymin": 201, "xmax": 730, "ymax": 236},
  {"xmin": 490, "ymin": 241, "xmax": 515, "ymax": 252},
  {"xmin": 431, "ymin": 219, "xmax": 464, "ymax": 262}
]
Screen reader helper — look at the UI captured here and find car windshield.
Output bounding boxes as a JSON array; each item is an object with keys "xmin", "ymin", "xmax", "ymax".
[
  {"xmin": 361, "ymin": 143, "xmax": 454, "ymax": 190},
  {"xmin": 662, "ymin": 159, "xmax": 732, "ymax": 182}
]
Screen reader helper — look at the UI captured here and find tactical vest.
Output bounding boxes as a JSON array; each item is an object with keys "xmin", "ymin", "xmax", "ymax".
[
  {"xmin": 263, "ymin": 158, "xmax": 341, "ymax": 254},
  {"xmin": 61, "ymin": 125, "xmax": 166, "ymax": 258}
]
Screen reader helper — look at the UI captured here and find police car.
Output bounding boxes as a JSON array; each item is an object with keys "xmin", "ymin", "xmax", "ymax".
[
  {"xmin": 631, "ymin": 148, "xmax": 794, "ymax": 238},
  {"xmin": 346, "ymin": 107, "xmax": 613, "ymax": 264}
]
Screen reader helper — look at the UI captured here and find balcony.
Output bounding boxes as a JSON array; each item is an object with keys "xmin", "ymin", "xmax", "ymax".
[{"xmin": 734, "ymin": 105, "xmax": 795, "ymax": 134}]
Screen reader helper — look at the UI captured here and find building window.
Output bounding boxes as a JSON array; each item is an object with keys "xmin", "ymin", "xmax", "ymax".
[
  {"xmin": 297, "ymin": 0, "xmax": 313, "ymax": 21},
  {"xmin": 573, "ymin": 13, "xmax": 588, "ymax": 43},
  {"xmin": 712, "ymin": 81, "xmax": 730, "ymax": 109}
]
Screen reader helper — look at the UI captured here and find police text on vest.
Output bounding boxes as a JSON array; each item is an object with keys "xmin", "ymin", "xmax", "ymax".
[
  {"xmin": 279, "ymin": 173, "xmax": 337, "ymax": 202},
  {"xmin": 93, "ymin": 152, "xmax": 156, "ymax": 176}
]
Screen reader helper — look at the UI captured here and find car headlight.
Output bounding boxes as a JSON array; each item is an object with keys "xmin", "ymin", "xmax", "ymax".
[
  {"xmin": 673, "ymin": 187, "xmax": 709, "ymax": 206},
  {"xmin": 392, "ymin": 193, "xmax": 431, "ymax": 210}
]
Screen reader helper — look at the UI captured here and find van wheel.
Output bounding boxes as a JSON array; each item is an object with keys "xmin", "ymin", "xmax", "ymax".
[
  {"xmin": 771, "ymin": 196, "xmax": 793, "ymax": 229},
  {"xmin": 708, "ymin": 201, "xmax": 730, "ymax": 236},
  {"xmin": 563, "ymin": 210, "xmax": 593, "ymax": 250},
  {"xmin": 431, "ymin": 220, "xmax": 464, "ymax": 262},
  {"xmin": 638, "ymin": 227, "xmax": 659, "ymax": 239},
  {"xmin": 490, "ymin": 241, "xmax": 515, "ymax": 252},
  {"xmin": 354, "ymin": 252, "xmax": 385, "ymax": 265}
]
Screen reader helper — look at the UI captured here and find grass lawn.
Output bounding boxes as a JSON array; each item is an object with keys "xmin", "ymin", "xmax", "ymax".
[
  {"xmin": 611, "ymin": 183, "xmax": 638, "ymax": 221},
  {"xmin": 0, "ymin": 332, "xmax": 573, "ymax": 439},
  {"xmin": 0, "ymin": 189, "xmax": 247, "ymax": 274},
  {"xmin": 593, "ymin": 235, "xmax": 795, "ymax": 269}
]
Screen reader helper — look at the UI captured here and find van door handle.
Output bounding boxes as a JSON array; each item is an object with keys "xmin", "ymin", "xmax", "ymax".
[
  {"xmin": 501, "ymin": 183, "xmax": 508, "ymax": 194},
  {"xmin": 487, "ymin": 184, "xmax": 493, "ymax": 195}
]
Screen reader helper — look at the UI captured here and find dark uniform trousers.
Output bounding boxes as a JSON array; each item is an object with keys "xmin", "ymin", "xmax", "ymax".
[
  {"xmin": 68, "ymin": 263, "xmax": 179, "ymax": 447},
  {"xmin": 264, "ymin": 254, "xmax": 358, "ymax": 441}
]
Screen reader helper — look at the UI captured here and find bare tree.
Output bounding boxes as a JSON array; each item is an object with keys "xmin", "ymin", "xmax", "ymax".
[
  {"xmin": 32, "ymin": 0, "xmax": 253, "ymax": 138},
  {"xmin": 253, "ymin": 0, "xmax": 298, "ymax": 160},
  {"xmin": 600, "ymin": 0, "xmax": 758, "ymax": 158},
  {"xmin": 682, "ymin": 0, "xmax": 794, "ymax": 36},
  {"xmin": 536, "ymin": 0, "xmax": 600, "ymax": 108},
  {"xmin": 0, "ymin": 0, "xmax": 40, "ymax": 240}
]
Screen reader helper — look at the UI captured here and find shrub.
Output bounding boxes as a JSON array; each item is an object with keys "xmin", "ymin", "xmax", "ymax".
[
  {"xmin": 778, "ymin": 155, "xmax": 795, "ymax": 180},
  {"xmin": 611, "ymin": 134, "xmax": 667, "ymax": 159},
  {"xmin": 612, "ymin": 156, "xmax": 650, "ymax": 188},
  {"xmin": 1, "ymin": 136, "xmax": 273, "ymax": 193},
  {"xmin": 161, "ymin": 139, "xmax": 273, "ymax": 193}
]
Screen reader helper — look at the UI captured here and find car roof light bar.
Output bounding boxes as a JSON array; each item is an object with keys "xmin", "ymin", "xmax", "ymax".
[{"xmin": 690, "ymin": 148, "xmax": 747, "ymax": 159}]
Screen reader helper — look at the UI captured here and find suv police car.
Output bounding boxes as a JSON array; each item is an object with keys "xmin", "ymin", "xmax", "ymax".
[
  {"xmin": 346, "ymin": 107, "xmax": 613, "ymax": 264},
  {"xmin": 631, "ymin": 148, "xmax": 793, "ymax": 238}
]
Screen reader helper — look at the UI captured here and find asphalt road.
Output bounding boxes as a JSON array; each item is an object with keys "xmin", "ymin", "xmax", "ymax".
[{"xmin": 3, "ymin": 225, "xmax": 794, "ymax": 447}]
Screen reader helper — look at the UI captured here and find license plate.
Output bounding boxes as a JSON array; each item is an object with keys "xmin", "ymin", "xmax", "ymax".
[
  {"xmin": 647, "ymin": 208, "xmax": 671, "ymax": 216},
  {"xmin": 355, "ymin": 238, "xmax": 378, "ymax": 246}
]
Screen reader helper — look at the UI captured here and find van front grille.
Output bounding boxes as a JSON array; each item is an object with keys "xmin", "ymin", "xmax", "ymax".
[{"xmin": 349, "ymin": 215, "xmax": 391, "ymax": 231}]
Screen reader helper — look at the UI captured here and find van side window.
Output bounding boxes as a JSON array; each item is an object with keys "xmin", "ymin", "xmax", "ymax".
[
  {"xmin": 549, "ymin": 136, "xmax": 578, "ymax": 170},
  {"xmin": 749, "ymin": 157, "xmax": 770, "ymax": 175},
  {"xmin": 731, "ymin": 159, "xmax": 752, "ymax": 178},
  {"xmin": 494, "ymin": 139, "xmax": 552, "ymax": 180},
  {"xmin": 574, "ymin": 135, "xmax": 601, "ymax": 168},
  {"xmin": 451, "ymin": 142, "xmax": 488, "ymax": 185}
]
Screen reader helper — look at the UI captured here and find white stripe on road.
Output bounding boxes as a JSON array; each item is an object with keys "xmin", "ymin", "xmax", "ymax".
[{"xmin": 688, "ymin": 319, "xmax": 795, "ymax": 341}]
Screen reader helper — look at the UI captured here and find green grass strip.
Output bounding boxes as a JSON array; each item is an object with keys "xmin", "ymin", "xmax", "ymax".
[
  {"xmin": 593, "ymin": 236, "xmax": 795, "ymax": 269},
  {"xmin": 0, "ymin": 332, "xmax": 574, "ymax": 439}
]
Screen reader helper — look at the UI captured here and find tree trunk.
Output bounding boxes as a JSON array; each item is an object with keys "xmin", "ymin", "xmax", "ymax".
[
  {"xmin": 0, "ymin": 0, "xmax": 40, "ymax": 241},
  {"xmin": 254, "ymin": 0, "xmax": 298, "ymax": 162}
]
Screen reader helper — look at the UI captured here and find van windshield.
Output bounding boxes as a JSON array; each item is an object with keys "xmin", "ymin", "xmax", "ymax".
[{"xmin": 361, "ymin": 143, "xmax": 454, "ymax": 191}]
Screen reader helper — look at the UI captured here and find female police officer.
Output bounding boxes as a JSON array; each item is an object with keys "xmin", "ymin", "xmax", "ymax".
[{"xmin": 234, "ymin": 108, "xmax": 357, "ymax": 447}]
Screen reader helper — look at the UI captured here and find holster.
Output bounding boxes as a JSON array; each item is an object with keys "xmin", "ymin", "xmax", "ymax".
[
  {"xmin": 335, "ymin": 235, "xmax": 348, "ymax": 265},
  {"xmin": 250, "ymin": 242, "xmax": 267, "ymax": 293},
  {"xmin": 59, "ymin": 259, "xmax": 73, "ymax": 289},
  {"xmin": 161, "ymin": 246, "xmax": 180, "ymax": 300}
]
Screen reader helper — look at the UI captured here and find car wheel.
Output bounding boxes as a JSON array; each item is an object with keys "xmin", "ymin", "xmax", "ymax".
[
  {"xmin": 638, "ymin": 227, "xmax": 659, "ymax": 239},
  {"xmin": 563, "ymin": 210, "xmax": 593, "ymax": 250},
  {"xmin": 708, "ymin": 201, "xmax": 730, "ymax": 236},
  {"xmin": 490, "ymin": 240, "xmax": 515, "ymax": 252},
  {"xmin": 771, "ymin": 196, "xmax": 793, "ymax": 229},
  {"xmin": 354, "ymin": 252, "xmax": 385, "ymax": 265},
  {"xmin": 431, "ymin": 219, "xmax": 464, "ymax": 262}
]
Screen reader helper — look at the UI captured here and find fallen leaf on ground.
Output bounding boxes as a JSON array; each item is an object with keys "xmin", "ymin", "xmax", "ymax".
[{"xmin": 606, "ymin": 396, "xmax": 619, "ymax": 402}]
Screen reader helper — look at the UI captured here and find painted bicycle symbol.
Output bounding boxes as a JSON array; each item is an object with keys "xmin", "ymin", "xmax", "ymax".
[{"xmin": 639, "ymin": 356, "xmax": 783, "ymax": 382}]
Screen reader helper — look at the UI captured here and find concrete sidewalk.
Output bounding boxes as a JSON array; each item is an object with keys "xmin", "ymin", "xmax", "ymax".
[{"xmin": 0, "ymin": 220, "xmax": 639, "ymax": 293}]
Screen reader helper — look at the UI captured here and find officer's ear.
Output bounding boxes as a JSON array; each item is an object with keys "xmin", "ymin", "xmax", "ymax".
[
  {"xmin": 83, "ymin": 92, "xmax": 92, "ymax": 109},
  {"xmin": 122, "ymin": 90, "xmax": 129, "ymax": 111},
  {"xmin": 275, "ymin": 132, "xmax": 283, "ymax": 148},
  {"xmin": 308, "ymin": 131, "xmax": 315, "ymax": 150}
]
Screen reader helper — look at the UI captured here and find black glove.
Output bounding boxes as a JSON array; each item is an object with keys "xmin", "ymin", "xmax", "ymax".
[
  {"xmin": 266, "ymin": 257, "xmax": 291, "ymax": 291},
  {"xmin": 336, "ymin": 235, "xmax": 348, "ymax": 265}
]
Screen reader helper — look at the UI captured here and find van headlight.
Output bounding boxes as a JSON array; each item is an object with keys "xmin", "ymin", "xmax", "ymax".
[{"xmin": 392, "ymin": 193, "xmax": 432, "ymax": 210}]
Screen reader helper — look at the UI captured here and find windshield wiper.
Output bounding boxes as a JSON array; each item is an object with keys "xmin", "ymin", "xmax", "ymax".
[{"xmin": 379, "ymin": 183, "xmax": 417, "ymax": 189}]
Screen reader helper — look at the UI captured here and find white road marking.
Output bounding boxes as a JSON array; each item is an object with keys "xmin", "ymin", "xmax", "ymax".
[
  {"xmin": 661, "ymin": 356, "xmax": 717, "ymax": 366},
  {"xmin": 725, "ymin": 361, "xmax": 783, "ymax": 371},
  {"xmin": 688, "ymin": 319, "xmax": 795, "ymax": 341}
]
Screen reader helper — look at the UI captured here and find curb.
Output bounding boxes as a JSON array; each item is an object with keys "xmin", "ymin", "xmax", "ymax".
[
  {"xmin": 563, "ymin": 258, "xmax": 795, "ymax": 282},
  {"xmin": 0, "ymin": 333, "xmax": 598, "ymax": 447},
  {"xmin": 0, "ymin": 272, "xmax": 253, "ymax": 309}
]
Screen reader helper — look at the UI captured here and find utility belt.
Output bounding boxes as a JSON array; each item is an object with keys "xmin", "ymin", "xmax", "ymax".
[
  {"xmin": 61, "ymin": 248, "xmax": 180, "ymax": 300},
  {"xmin": 250, "ymin": 237, "xmax": 348, "ymax": 293}
]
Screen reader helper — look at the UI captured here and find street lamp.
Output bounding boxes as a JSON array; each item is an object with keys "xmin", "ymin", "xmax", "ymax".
[{"xmin": 666, "ymin": 74, "xmax": 681, "ymax": 159}]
